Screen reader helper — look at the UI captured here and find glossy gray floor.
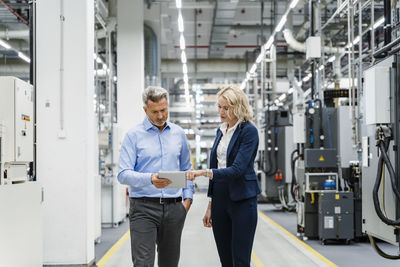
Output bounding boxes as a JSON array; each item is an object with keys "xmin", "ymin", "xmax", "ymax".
[{"xmin": 98, "ymin": 178, "xmax": 332, "ymax": 267}]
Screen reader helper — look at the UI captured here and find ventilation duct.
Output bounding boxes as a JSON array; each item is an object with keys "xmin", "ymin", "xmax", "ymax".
[{"xmin": 208, "ymin": 0, "xmax": 238, "ymax": 58}]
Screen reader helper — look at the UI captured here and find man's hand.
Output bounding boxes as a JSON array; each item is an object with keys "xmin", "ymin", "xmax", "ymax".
[
  {"xmin": 182, "ymin": 198, "xmax": 192, "ymax": 213},
  {"xmin": 151, "ymin": 173, "xmax": 171, "ymax": 188}
]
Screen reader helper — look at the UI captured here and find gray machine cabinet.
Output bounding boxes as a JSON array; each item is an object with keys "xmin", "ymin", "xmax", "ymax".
[{"xmin": 318, "ymin": 192, "xmax": 354, "ymax": 243}]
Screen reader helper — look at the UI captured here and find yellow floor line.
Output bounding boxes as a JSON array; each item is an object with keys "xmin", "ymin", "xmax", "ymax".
[
  {"xmin": 97, "ymin": 230, "xmax": 130, "ymax": 267},
  {"xmin": 258, "ymin": 211, "xmax": 338, "ymax": 267},
  {"xmin": 251, "ymin": 250, "xmax": 264, "ymax": 267}
]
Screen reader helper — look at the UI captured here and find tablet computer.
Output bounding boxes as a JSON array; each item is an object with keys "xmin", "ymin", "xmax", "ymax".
[{"xmin": 158, "ymin": 171, "xmax": 187, "ymax": 188}]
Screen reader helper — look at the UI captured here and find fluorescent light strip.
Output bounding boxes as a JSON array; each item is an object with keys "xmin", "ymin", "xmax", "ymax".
[
  {"xmin": 181, "ymin": 50, "xmax": 187, "ymax": 63},
  {"xmin": 180, "ymin": 34, "xmax": 186, "ymax": 50},
  {"xmin": 0, "ymin": 39, "xmax": 11, "ymax": 49},
  {"xmin": 264, "ymin": 36, "xmax": 274, "ymax": 51},
  {"xmin": 249, "ymin": 64, "xmax": 257, "ymax": 74},
  {"xmin": 373, "ymin": 17, "xmax": 384, "ymax": 29},
  {"xmin": 290, "ymin": 0, "xmax": 299, "ymax": 9},
  {"xmin": 276, "ymin": 15, "xmax": 287, "ymax": 32},
  {"xmin": 18, "ymin": 52, "xmax": 30, "ymax": 63},
  {"xmin": 178, "ymin": 11, "xmax": 184, "ymax": 32},
  {"xmin": 183, "ymin": 63, "xmax": 188, "ymax": 74},
  {"xmin": 176, "ymin": 0, "xmax": 182, "ymax": 9},
  {"xmin": 256, "ymin": 52, "xmax": 264, "ymax": 64}
]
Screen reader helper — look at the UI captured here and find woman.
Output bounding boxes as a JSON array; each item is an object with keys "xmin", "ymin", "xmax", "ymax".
[{"xmin": 187, "ymin": 86, "xmax": 260, "ymax": 267}]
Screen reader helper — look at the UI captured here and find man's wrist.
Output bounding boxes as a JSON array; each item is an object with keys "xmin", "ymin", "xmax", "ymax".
[{"xmin": 184, "ymin": 198, "xmax": 193, "ymax": 204}]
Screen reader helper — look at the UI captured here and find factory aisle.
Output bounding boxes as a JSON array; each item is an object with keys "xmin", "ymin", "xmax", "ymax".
[{"xmin": 98, "ymin": 181, "xmax": 336, "ymax": 267}]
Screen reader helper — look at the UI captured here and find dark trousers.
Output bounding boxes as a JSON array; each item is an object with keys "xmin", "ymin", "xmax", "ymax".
[
  {"xmin": 129, "ymin": 198, "xmax": 187, "ymax": 267},
  {"xmin": 211, "ymin": 181, "xmax": 258, "ymax": 267}
]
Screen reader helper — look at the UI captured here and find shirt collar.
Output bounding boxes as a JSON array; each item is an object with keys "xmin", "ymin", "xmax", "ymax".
[
  {"xmin": 219, "ymin": 119, "xmax": 242, "ymax": 135},
  {"xmin": 143, "ymin": 116, "xmax": 170, "ymax": 131}
]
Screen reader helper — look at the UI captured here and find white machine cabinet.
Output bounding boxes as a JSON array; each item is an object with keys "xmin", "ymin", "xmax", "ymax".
[
  {"xmin": 0, "ymin": 77, "xmax": 42, "ymax": 266},
  {"xmin": 0, "ymin": 76, "xmax": 34, "ymax": 184}
]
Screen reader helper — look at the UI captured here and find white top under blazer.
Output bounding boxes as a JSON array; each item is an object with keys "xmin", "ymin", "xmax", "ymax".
[{"xmin": 216, "ymin": 119, "xmax": 242, "ymax": 169}]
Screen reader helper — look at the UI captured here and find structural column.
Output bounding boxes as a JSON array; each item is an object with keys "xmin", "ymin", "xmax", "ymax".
[
  {"xmin": 36, "ymin": 0, "xmax": 96, "ymax": 265},
  {"xmin": 117, "ymin": 0, "xmax": 145, "ymax": 136}
]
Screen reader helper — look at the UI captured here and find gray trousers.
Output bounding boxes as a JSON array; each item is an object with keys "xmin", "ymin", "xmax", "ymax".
[{"xmin": 129, "ymin": 198, "xmax": 187, "ymax": 267}]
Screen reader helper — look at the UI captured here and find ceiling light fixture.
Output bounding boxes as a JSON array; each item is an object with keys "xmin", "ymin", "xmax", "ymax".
[
  {"xmin": 290, "ymin": 0, "xmax": 299, "ymax": 9},
  {"xmin": 180, "ymin": 34, "xmax": 186, "ymax": 50},
  {"xmin": 181, "ymin": 50, "xmax": 187, "ymax": 64},
  {"xmin": 18, "ymin": 52, "xmax": 30, "ymax": 63},
  {"xmin": 373, "ymin": 17, "xmax": 385, "ymax": 29},
  {"xmin": 249, "ymin": 64, "xmax": 257, "ymax": 74},
  {"xmin": 264, "ymin": 36, "xmax": 274, "ymax": 50},
  {"xmin": 328, "ymin": 55, "xmax": 336, "ymax": 62},
  {"xmin": 176, "ymin": 0, "xmax": 182, "ymax": 9},
  {"xmin": 0, "ymin": 39, "xmax": 11, "ymax": 49},
  {"xmin": 182, "ymin": 63, "xmax": 188, "ymax": 74},
  {"xmin": 256, "ymin": 52, "xmax": 264, "ymax": 64},
  {"xmin": 178, "ymin": 11, "xmax": 184, "ymax": 32},
  {"xmin": 276, "ymin": 15, "xmax": 287, "ymax": 32}
]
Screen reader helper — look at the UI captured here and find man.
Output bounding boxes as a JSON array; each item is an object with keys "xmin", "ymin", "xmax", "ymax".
[{"xmin": 118, "ymin": 86, "xmax": 194, "ymax": 267}]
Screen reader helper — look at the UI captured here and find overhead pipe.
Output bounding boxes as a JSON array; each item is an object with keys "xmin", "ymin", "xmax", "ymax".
[
  {"xmin": 383, "ymin": 0, "xmax": 391, "ymax": 45},
  {"xmin": 283, "ymin": 28, "xmax": 345, "ymax": 55},
  {"xmin": 0, "ymin": 30, "xmax": 29, "ymax": 40}
]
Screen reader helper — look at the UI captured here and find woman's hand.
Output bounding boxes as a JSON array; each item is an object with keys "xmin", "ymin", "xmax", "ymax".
[
  {"xmin": 186, "ymin": 170, "xmax": 206, "ymax": 181},
  {"xmin": 202, "ymin": 202, "xmax": 212, "ymax": 228}
]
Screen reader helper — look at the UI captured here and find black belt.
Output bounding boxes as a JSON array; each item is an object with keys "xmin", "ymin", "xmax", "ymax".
[{"xmin": 131, "ymin": 197, "xmax": 182, "ymax": 204}]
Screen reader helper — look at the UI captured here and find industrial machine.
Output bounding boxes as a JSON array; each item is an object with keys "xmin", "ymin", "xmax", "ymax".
[
  {"xmin": 258, "ymin": 108, "xmax": 294, "ymax": 206},
  {"xmin": 361, "ymin": 56, "xmax": 400, "ymax": 259},
  {"xmin": 293, "ymin": 92, "xmax": 358, "ymax": 242},
  {"xmin": 0, "ymin": 76, "xmax": 43, "ymax": 267}
]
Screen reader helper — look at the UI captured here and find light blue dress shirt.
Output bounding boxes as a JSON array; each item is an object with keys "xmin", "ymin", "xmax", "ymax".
[{"xmin": 118, "ymin": 117, "xmax": 194, "ymax": 199}]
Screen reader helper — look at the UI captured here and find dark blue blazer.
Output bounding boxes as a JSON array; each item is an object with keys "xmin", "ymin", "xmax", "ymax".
[{"xmin": 207, "ymin": 121, "xmax": 261, "ymax": 201}]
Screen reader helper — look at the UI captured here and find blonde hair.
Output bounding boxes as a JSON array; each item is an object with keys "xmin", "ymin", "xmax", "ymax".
[{"xmin": 217, "ymin": 86, "xmax": 254, "ymax": 122}]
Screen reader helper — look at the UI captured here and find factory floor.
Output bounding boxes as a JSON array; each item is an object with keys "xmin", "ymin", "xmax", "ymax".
[{"xmin": 95, "ymin": 180, "xmax": 399, "ymax": 267}]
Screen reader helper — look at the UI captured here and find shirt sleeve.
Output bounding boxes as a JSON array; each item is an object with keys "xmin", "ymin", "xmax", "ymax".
[
  {"xmin": 117, "ymin": 132, "xmax": 153, "ymax": 187},
  {"xmin": 180, "ymin": 131, "xmax": 194, "ymax": 199}
]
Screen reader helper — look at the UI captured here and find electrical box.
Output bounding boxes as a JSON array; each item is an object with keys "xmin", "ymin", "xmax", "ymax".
[
  {"xmin": 364, "ymin": 66, "xmax": 391, "ymax": 125},
  {"xmin": 0, "ymin": 77, "xmax": 34, "ymax": 184},
  {"xmin": 304, "ymin": 148, "xmax": 337, "ymax": 168},
  {"xmin": 293, "ymin": 113, "xmax": 305, "ymax": 143},
  {"xmin": 306, "ymin": 36, "xmax": 321, "ymax": 59}
]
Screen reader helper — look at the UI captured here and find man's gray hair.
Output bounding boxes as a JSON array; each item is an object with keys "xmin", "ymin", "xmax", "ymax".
[{"xmin": 142, "ymin": 86, "xmax": 169, "ymax": 106}]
